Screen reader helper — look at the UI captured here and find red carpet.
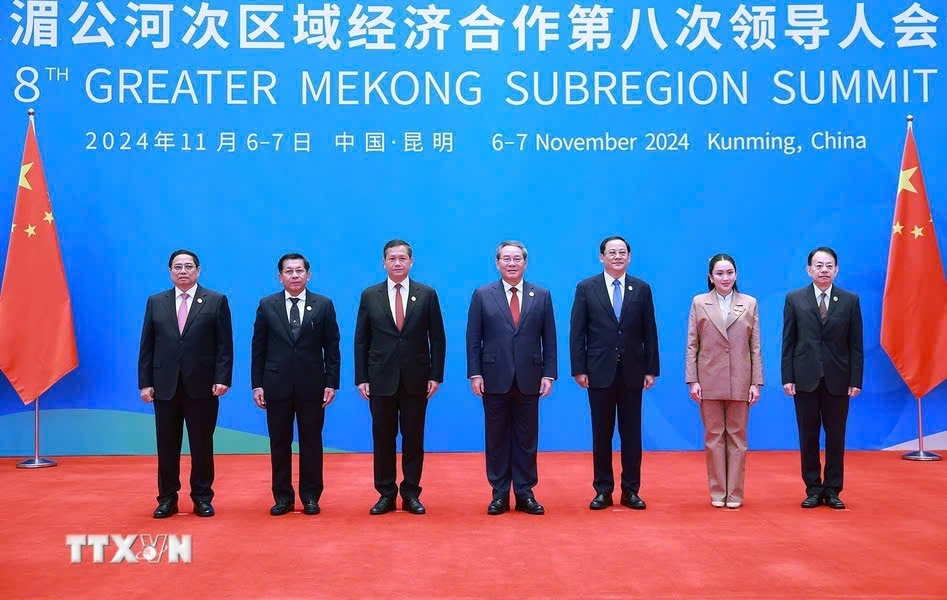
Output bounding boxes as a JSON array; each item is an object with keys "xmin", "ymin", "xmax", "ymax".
[{"xmin": 1, "ymin": 451, "xmax": 945, "ymax": 599}]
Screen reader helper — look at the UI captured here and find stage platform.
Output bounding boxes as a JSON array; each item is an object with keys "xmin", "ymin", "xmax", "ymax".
[{"xmin": 1, "ymin": 451, "xmax": 944, "ymax": 599}]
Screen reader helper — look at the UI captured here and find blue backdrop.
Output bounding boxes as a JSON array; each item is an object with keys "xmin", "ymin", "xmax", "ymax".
[{"xmin": 1, "ymin": 0, "xmax": 946, "ymax": 455}]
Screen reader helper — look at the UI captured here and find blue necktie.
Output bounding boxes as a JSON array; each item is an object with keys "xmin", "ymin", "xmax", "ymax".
[{"xmin": 612, "ymin": 279, "xmax": 622, "ymax": 319}]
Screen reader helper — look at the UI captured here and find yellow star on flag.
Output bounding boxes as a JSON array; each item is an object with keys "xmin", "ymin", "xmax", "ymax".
[
  {"xmin": 43, "ymin": 211, "xmax": 54, "ymax": 224},
  {"xmin": 892, "ymin": 222, "xmax": 904, "ymax": 235},
  {"xmin": 24, "ymin": 224, "xmax": 37, "ymax": 238},
  {"xmin": 911, "ymin": 225, "xmax": 924, "ymax": 239},
  {"xmin": 898, "ymin": 167, "xmax": 918, "ymax": 194},
  {"xmin": 19, "ymin": 162, "xmax": 33, "ymax": 190}
]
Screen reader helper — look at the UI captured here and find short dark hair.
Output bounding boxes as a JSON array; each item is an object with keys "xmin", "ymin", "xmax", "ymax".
[
  {"xmin": 168, "ymin": 249, "xmax": 200, "ymax": 268},
  {"xmin": 495, "ymin": 240, "xmax": 528, "ymax": 260},
  {"xmin": 383, "ymin": 239, "xmax": 413, "ymax": 258},
  {"xmin": 707, "ymin": 253, "xmax": 739, "ymax": 292},
  {"xmin": 278, "ymin": 253, "xmax": 310, "ymax": 272},
  {"xmin": 808, "ymin": 246, "xmax": 838, "ymax": 265},
  {"xmin": 599, "ymin": 236, "xmax": 631, "ymax": 255}
]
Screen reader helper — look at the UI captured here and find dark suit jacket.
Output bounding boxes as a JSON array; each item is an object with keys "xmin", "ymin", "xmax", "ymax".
[
  {"xmin": 354, "ymin": 280, "xmax": 446, "ymax": 397},
  {"xmin": 569, "ymin": 273, "xmax": 660, "ymax": 390},
  {"xmin": 250, "ymin": 289, "xmax": 341, "ymax": 401},
  {"xmin": 781, "ymin": 284, "xmax": 864, "ymax": 396},
  {"xmin": 138, "ymin": 285, "xmax": 234, "ymax": 401},
  {"xmin": 466, "ymin": 280, "xmax": 558, "ymax": 395}
]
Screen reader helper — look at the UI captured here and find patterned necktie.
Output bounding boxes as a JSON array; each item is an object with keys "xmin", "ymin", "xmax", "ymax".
[
  {"xmin": 289, "ymin": 297, "xmax": 301, "ymax": 339},
  {"xmin": 394, "ymin": 283, "xmax": 405, "ymax": 331},
  {"xmin": 819, "ymin": 292, "xmax": 828, "ymax": 323},
  {"xmin": 177, "ymin": 292, "xmax": 189, "ymax": 334},
  {"xmin": 510, "ymin": 287, "xmax": 520, "ymax": 327},
  {"xmin": 612, "ymin": 279, "xmax": 622, "ymax": 319}
]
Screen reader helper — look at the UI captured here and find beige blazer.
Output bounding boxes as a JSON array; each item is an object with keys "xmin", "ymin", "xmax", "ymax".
[{"xmin": 685, "ymin": 291, "xmax": 763, "ymax": 400}]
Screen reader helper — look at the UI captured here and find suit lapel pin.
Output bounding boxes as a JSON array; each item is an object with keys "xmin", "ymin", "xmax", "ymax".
[
  {"xmin": 528, "ymin": 291, "xmax": 535, "ymax": 297},
  {"xmin": 411, "ymin": 296, "xmax": 416, "ymax": 302},
  {"xmin": 196, "ymin": 298, "xmax": 203, "ymax": 304},
  {"xmin": 627, "ymin": 285, "xmax": 633, "ymax": 291},
  {"xmin": 833, "ymin": 296, "xmax": 838, "ymax": 302},
  {"xmin": 306, "ymin": 305, "xmax": 312, "ymax": 311}
]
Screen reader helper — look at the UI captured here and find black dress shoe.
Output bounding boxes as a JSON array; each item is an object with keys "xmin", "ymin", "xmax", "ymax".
[
  {"xmin": 590, "ymin": 493, "xmax": 613, "ymax": 510},
  {"xmin": 487, "ymin": 498, "xmax": 509, "ymax": 515},
  {"xmin": 270, "ymin": 501, "xmax": 294, "ymax": 516},
  {"xmin": 621, "ymin": 492, "xmax": 646, "ymax": 510},
  {"xmin": 303, "ymin": 500, "xmax": 320, "ymax": 515},
  {"xmin": 801, "ymin": 494, "xmax": 823, "ymax": 508},
  {"xmin": 194, "ymin": 501, "xmax": 215, "ymax": 517},
  {"xmin": 370, "ymin": 496, "xmax": 396, "ymax": 515},
  {"xmin": 403, "ymin": 497, "xmax": 426, "ymax": 515},
  {"xmin": 515, "ymin": 497, "xmax": 545, "ymax": 515},
  {"xmin": 153, "ymin": 500, "xmax": 178, "ymax": 519},
  {"xmin": 824, "ymin": 495, "xmax": 846, "ymax": 510}
]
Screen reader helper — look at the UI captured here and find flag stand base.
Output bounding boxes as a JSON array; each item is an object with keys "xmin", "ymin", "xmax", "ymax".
[
  {"xmin": 902, "ymin": 450, "xmax": 942, "ymax": 461},
  {"xmin": 15, "ymin": 400, "xmax": 58, "ymax": 469},
  {"xmin": 16, "ymin": 457, "xmax": 57, "ymax": 469}
]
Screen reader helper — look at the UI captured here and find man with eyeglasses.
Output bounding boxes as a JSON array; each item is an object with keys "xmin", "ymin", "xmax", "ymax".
[
  {"xmin": 251, "ymin": 253, "xmax": 341, "ymax": 517},
  {"xmin": 569, "ymin": 236, "xmax": 659, "ymax": 511},
  {"xmin": 138, "ymin": 249, "xmax": 234, "ymax": 519},
  {"xmin": 466, "ymin": 240, "xmax": 558, "ymax": 516}
]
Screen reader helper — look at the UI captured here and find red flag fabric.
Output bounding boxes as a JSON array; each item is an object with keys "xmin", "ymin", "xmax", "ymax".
[
  {"xmin": 880, "ymin": 121, "xmax": 947, "ymax": 399},
  {"xmin": 0, "ymin": 114, "xmax": 78, "ymax": 404}
]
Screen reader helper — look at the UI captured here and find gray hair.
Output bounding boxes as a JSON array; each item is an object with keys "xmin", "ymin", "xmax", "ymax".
[{"xmin": 495, "ymin": 240, "xmax": 528, "ymax": 260}]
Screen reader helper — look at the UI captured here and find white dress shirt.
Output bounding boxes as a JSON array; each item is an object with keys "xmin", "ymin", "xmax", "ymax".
[
  {"xmin": 604, "ymin": 272, "xmax": 626, "ymax": 304},
  {"xmin": 174, "ymin": 284, "xmax": 197, "ymax": 315},
  {"xmin": 388, "ymin": 277, "xmax": 409, "ymax": 322},
  {"xmin": 716, "ymin": 291, "xmax": 733, "ymax": 320},
  {"xmin": 284, "ymin": 289, "xmax": 306, "ymax": 323},
  {"xmin": 502, "ymin": 279, "xmax": 523, "ymax": 306},
  {"xmin": 813, "ymin": 283, "xmax": 833, "ymax": 314}
]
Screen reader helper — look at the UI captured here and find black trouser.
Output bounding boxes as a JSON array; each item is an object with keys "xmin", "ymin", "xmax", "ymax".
[
  {"xmin": 794, "ymin": 378, "xmax": 849, "ymax": 497},
  {"xmin": 266, "ymin": 388, "xmax": 326, "ymax": 503},
  {"xmin": 482, "ymin": 378, "xmax": 539, "ymax": 502},
  {"xmin": 588, "ymin": 363, "xmax": 643, "ymax": 495},
  {"xmin": 370, "ymin": 381, "xmax": 428, "ymax": 500},
  {"xmin": 154, "ymin": 379, "xmax": 219, "ymax": 504}
]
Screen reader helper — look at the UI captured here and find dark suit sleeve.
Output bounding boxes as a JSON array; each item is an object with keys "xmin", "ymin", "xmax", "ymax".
[
  {"xmin": 849, "ymin": 294, "xmax": 864, "ymax": 389},
  {"xmin": 466, "ymin": 289, "xmax": 483, "ymax": 378},
  {"xmin": 428, "ymin": 290, "xmax": 447, "ymax": 383},
  {"xmin": 569, "ymin": 282, "xmax": 588, "ymax": 376},
  {"xmin": 323, "ymin": 299, "xmax": 342, "ymax": 389},
  {"xmin": 250, "ymin": 300, "xmax": 267, "ymax": 390},
  {"xmin": 137, "ymin": 297, "xmax": 155, "ymax": 389},
  {"xmin": 642, "ymin": 284, "xmax": 660, "ymax": 377},
  {"xmin": 214, "ymin": 295, "xmax": 234, "ymax": 386},
  {"xmin": 542, "ymin": 290, "xmax": 558, "ymax": 380},
  {"xmin": 781, "ymin": 293, "xmax": 797, "ymax": 385},
  {"xmin": 353, "ymin": 292, "xmax": 370, "ymax": 385}
]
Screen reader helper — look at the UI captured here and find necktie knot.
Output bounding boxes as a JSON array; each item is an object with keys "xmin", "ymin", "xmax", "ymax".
[
  {"xmin": 290, "ymin": 297, "xmax": 300, "ymax": 305},
  {"xmin": 181, "ymin": 292, "xmax": 189, "ymax": 300}
]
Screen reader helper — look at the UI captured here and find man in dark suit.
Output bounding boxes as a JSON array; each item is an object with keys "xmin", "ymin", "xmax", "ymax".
[
  {"xmin": 466, "ymin": 240, "xmax": 557, "ymax": 516},
  {"xmin": 570, "ymin": 236, "xmax": 659, "ymax": 511},
  {"xmin": 355, "ymin": 239, "xmax": 446, "ymax": 515},
  {"xmin": 782, "ymin": 246, "xmax": 863, "ymax": 510},
  {"xmin": 251, "ymin": 253, "xmax": 341, "ymax": 516},
  {"xmin": 138, "ymin": 249, "xmax": 234, "ymax": 518}
]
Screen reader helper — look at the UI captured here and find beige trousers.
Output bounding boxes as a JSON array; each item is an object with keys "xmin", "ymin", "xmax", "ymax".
[{"xmin": 700, "ymin": 400, "xmax": 749, "ymax": 503}]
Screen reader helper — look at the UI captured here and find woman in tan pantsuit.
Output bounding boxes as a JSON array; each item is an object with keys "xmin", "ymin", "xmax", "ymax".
[{"xmin": 685, "ymin": 254, "xmax": 763, "ymax": 509}]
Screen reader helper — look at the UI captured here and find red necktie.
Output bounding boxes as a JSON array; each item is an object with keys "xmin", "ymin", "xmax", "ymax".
[
  {"xmin": 510, "ymin": 287, "xmax": 520, "ymax": 327},
  {"xmin": 394, "ymin": 283, "xmax": 405, "ymax": 331}
]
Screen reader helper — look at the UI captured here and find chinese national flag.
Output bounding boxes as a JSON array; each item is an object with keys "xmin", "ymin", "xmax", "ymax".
[
  {"xmin": 881, "ymin": 122, "xmax": 947, "ymax": 399},
  {"xmin": 0, "ymin": 114, "xmax": 78, "ymax": 404}
]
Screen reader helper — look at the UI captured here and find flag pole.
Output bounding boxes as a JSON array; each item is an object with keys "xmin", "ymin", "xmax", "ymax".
[
  {"xmin": 16, "ymin": 398, "xmax": 57, "ymax": 468},
  {"xmin": 898, "ymin": 115, "xmax": 942, "ymax": 462},
  {"xmin": 13, "ymin": 109, "xmax": 57, "ymax": 469}
]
